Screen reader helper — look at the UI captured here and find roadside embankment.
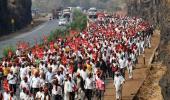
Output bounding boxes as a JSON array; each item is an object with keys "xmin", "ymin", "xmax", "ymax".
[{"xmin": 104, "ymin": 30, "xmax": 160, "ymax": 100}]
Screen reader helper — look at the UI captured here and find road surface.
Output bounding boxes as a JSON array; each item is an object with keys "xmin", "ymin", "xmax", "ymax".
[
  {"xmin": 0, "ymin": 19, "xmax": 61, "ymax": 57},
  {"xmin": 104, "ymin": 31, "xmax": 160, "ymax": 100}
]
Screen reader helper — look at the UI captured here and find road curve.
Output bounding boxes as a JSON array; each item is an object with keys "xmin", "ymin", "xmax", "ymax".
[{"xmin": 0, "ymin": 19, "xmax": 60, "ymax": 57}]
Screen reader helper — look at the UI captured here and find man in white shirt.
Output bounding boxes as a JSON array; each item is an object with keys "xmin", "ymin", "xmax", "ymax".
[
  {"xmin": 16, "ymin": 49, "xmax": 21, "ymax": 56},
  {"xmin": 43, "ymin": 54, "xmax": 48, "ymax": 62},
  {"xmin": 126, "ymin": 58, "xmax": 133, "ymax": 79},
  {"xmin": 39, "ymin": 61, "xmax": 45, "ymax": 73},
  {"xmin": 20, "ymin": 88, "xmax": 30, "ymax": 100},
  {"xmin": 27, "ymin": 51, "xmax": 34, "ymax": 62},
  {"xmin": 64, "ymin": 78, "xmax": 69, "ymax": 100},
  {"xmin": 20, "ymin": 65, "xmax": 28, "ymax": 80},
  {"xmin": 7, "ymin": 71, "xmax": 17, "ymax": 94},
  {"xmin": 118, "ymin": 56, "xmax": 126, "ymax": 77},
  {"xmin": 10, "ymin": 64, "xmax": 18, "ymax": 75},
  {"xmin": 46, "ymin": 67, "xmax": 54, "ymax": 93},
  {"xmin": 80, "ymin": 67, "xmax": 88, "ymax": 81},
  {"xmin": 30, "ymin": 72, "xmax": 40, "ymax": 95},
  {"xmin": 84, "ymin": 73, "xmax": 93, "ymax": 100},
  {"xmin": 20, "ymin": 77, "xmax": 30, "ymax": 91},
  {"xmin": 3, "ymin": 90, "xmax": 10, "ymax": 100},
  {"xmin": 52, "ymin": 79, "xmax": 63, "ymax": 100},
  {"xmin": 55, "ymin": 71, "xmax": 64, "ymax": 86},
  {"xmin": 136, "ymin": 40, "xmax": 141, "ymax": 55},
  {"xmin": 64, "ymin": 77, "xmax": 74, "ymax": 100},
  {"xmin": 35, "ymin": 87, "xmax": 45, "ymax": 100},
  {"xmin": 46, "ymin": 67, "xmax": 54, "ymax": 82},
  {"xmin": 114, "ymin": 72, "xmax": 125, "ymax": 100}
]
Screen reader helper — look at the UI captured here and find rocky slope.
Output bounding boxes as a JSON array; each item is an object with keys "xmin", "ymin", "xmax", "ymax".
[
  {"xmin": 127, "ymin": 0, "xmax": 170, "ymax": 100},
  {"xmin": 0, "ymin": 0, "xmax": 32, "ymax": 35}
]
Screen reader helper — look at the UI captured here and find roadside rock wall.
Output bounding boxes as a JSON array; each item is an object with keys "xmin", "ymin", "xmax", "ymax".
[
  {"xmin": 127, "ymin": 0, "xmax": 170, "ymax": 43},
  {"xmin": 0, "ymin": 0, "xmax": 32, "ymax": 35},
  {"xmin": 127, "ymin": 0, "xmax": 170, "ymax": 100}
]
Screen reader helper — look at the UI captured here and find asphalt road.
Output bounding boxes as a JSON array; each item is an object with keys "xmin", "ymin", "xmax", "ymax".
[{"xmin": 0, "ymin": 19, "xmax": 61, "ymax": 57}]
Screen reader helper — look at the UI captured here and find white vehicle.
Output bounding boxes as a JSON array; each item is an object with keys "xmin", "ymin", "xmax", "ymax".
[
  {"xmin": 58, "ymin": 18, "xmax": 68, "ymax": 26},
  {"xmin": 63, "ymin": 7, "xmax": 72, "ymax": 15},
  {"xmin": 88, "ymin": 7, "xmax": 97, "ymax": 19},
  {"xmin": 88, "ymin": 7, "xmax": 97, "ymax": 16}
]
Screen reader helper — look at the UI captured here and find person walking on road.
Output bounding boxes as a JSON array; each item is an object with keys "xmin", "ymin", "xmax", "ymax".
[
  {"xmin": 96, "ymin": 73, "xmax": 105, "ymax": 100},
  {"xmin": 126, "ymin": 58, "xmax": 133, "ymax": 79},
  {"xmin": 114, "ymin": 72, "xmax": 125, "ymax": 100},
  {"xmin": 7, "ymin": 71, "xmax": 17, "ymax": 94},
  {"xmin": 84, "ymin": 73, "xmax": 94, "ymax": 100}
]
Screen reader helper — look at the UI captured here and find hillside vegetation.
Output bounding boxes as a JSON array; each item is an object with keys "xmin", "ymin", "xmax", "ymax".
[{"xmin": 32, "ymin": 0, "xmax": 126, "ymax": 11}]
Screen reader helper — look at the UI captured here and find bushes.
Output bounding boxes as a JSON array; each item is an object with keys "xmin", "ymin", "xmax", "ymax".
[
  {"xmin": 47, "ymin": 28, "xmax": 70, "ymax": 42},
  {"xmin": 47, "ymin": 31, "xmax": 55, "ymax": 42},
  {"xmin": 70, "ymin": 9, "xmax": 87, "ymax": 31},
  {"xmin": 3, "ymin": 46, "xmax": 16, "ymax": 57}
]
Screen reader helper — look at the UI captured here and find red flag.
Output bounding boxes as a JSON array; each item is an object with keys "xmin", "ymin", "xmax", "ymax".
[
  {"xmin": 42, "ymin": 33, "xmax": 47, "ymax": 43},
  {"xmin": 93, "ymin": 53, "xmax": 97, "ymax": 60},
  {"xmin": 37, "ymin": 48, "xmax": 44, "ymax": 59},
  {"xmin": 69, "ymin": 65, "xmax": 74, "ymax": 74},
  {"xmin": 8, "ymin": 50, "xmax": 12, "ymax": 57},
  {"xmin": 71, "ymin": 44, "xmax": 76, "ymax": 51},
  {"xmin": 50, "ymin": 42, "xmax": 54, "ymax": 49},
  {"xmin": 75, "ymin": 38, "xmax": 79, "ymax": 44},
  {"xmin": 83, "ymin": 40, "xmax": 88, "ymax": 46},
  {"xmin": 31, "ymin": 50, "xmax": 35, "ymax": 56},
  {"xmin": 70, "ymin": 30, "xmax": 78, "ymax": 36},
  {"xmin": 3, "ymin": 79, "xmax": 10, "ymax": 91},
  {"xmin": 62, "ymin": 56, "xmax": 67, "ymax": 65}
]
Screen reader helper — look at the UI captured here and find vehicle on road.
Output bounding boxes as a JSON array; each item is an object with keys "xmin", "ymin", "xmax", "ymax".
[
  {"xmin": 52, "ymin": 7, "xmax": 63, "ymax": 19},
  {"xmin": 88, "ymin": 7, "xmax": 98, "ymax": 19},
  {"xmin": 63, "ymin": 7, "xmax": 72, "ymax": 22},
  {"xmin": 58, "ymin": 18, "xmax": 68, "ymax": 26}
]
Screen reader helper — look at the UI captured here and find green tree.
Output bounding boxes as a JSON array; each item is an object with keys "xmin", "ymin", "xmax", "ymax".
[{"xmin": 70, "ymin": 9, "xmax": 87, "ymax": 31}]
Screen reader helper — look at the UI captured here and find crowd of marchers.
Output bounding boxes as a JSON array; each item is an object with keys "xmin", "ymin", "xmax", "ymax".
[{"xmin": 0, "ymin": 13, "xmax": 153, "ymax": 100}]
